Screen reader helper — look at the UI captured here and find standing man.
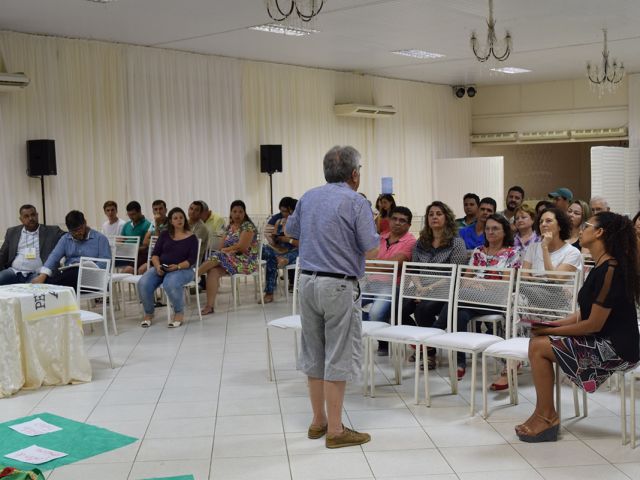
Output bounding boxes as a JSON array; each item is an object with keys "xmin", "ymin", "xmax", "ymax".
[
  {"xmin": 459, "ymin": 197, "xmax": 496, "ymax": 249},
  {"xmin": 286, "ymin": 146, "xmax": 378, "ymax": 449},
  {"xmin": 455, "ymin": 193, "xmax": 480, "ymax": 229},
  {"xmin": 101, "ymin": 200, "xmax": 126, "ymax": 236},
  {"xmin": 0, "ymin": 205, "xmax": 64, "ymax": 285},
  {"xmin": 500, "ymin": 186, "xmax": 525, "ymax": 225}
]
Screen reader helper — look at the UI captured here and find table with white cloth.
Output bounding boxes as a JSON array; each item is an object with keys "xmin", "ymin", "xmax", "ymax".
[{"xmin": 0, "ymin": 283, "xmax": 92, "ymax": 398}]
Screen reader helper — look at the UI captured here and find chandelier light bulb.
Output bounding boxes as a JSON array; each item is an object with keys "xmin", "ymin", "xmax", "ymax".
[{"xmin": 471, "ymin": 0, "xmax": 512, "ymax": 63}]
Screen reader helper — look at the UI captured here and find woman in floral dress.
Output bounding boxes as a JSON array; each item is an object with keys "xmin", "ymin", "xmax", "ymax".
[{"xmin": 198, "ymin": 200, "xmax": 258, "ymax": 314}]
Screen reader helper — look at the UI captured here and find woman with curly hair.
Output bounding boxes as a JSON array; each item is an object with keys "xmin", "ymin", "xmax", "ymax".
[
  {"xmin": 401, "ymin": 201, "xmax": 467, "ymax": 369},
  {"xmin": 516, "ymin": 212, "xmax": 639, "ymax": 442},
  {"xmin": 374, "ymin": 194, "xmax": 396, "ymax": 234}
]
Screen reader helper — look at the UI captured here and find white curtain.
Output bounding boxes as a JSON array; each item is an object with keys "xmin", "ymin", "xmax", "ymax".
[
  {"xmin": 590, "ymin": 146, "xmax": 640, "ymax": 215},
  {"xmin": 0, "ymin": 30, "xmax": 471, "ymax": 230}
]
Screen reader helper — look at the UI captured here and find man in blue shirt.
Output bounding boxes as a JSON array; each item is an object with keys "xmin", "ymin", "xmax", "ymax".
[
  {"xmin": 32, "ymin": 210, "xmax": 111, "ymax": 290},
  {"xmin": 286, "ymin": 145, "xmax": 378, "ymax": 449},
  {"xmin": 459, "ymin": 197, "xmax": 496, "ymax": 249}
]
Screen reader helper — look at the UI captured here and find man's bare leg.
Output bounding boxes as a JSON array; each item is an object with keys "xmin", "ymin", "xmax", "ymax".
[{"xmin": 325, "ymin": 380, "xmax": 346, "ymax": 435}]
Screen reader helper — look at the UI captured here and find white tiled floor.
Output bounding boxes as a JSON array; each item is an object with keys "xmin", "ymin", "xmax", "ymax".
[{"xmin": 4, "ymin": 282, "xmax": 640, "ymax": 479}]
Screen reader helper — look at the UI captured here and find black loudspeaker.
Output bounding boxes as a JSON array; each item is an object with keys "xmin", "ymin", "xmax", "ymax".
[
  {"xmin": 260, "ymin": 144, "xmax": 282, "ymax": 174},
  {"xmin": 27, "ymin": 140, "xmax": 57, "ymax": 177}
]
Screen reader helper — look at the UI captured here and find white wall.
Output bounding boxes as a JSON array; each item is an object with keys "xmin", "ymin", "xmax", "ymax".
[{"xmin": 0, "ymin": 31, "xmax": 471, "ymax": 230}]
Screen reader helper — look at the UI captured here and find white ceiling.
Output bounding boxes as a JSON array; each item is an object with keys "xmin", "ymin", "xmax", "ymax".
[{"xmin": 1, "ymin": 0, "xmax": 638, "ymax": 86}]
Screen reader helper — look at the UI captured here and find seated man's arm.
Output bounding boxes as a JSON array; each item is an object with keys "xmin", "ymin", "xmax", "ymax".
[
  {"xmin": 0, "ymin": 229, "xmax": 10, "ymax": 269},
  {"xmin": 33, "ymin": 236, "xmax": 67, "ymax": 282}
]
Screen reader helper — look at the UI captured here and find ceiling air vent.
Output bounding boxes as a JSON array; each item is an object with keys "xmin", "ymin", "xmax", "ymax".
[
  {"xmin": 470, "ymin": 132, "xmax": 517, "ymax": 143},
  {"xmin": 570, "ymin": 127, "xmax": 628, "ymax": 139},
  {"xmin": 518, "ymin": 130, "xmax": 571, "ymax": 141},
  {"xmin": 334, "ymin": 104, "xmax": 397, "ymax": 118}
]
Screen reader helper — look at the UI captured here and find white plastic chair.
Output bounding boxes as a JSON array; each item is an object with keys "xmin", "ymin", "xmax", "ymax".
[
  {"xmin": 231, "ymin": 231, "xmax": 265, "ymax": 308},
  {"xmin": 367, "ymin": 263, "xmax": 457, "ymax": 403},
  {"xmin": 481, "ymin": 269, "xmax": 580, "ymax": 419},
  {"xmin": 164, "ymin": 238, "xmax": 203, "ymax": 325},
  {"xmin": 76, "ymin": 257, "xmax": 114, "ymax": 368},
  {"xmin": 266, "ymin": 259, "xmax": 301, "ymax": 381},
  {"xmin": 424, "ymin": 265, "xmax": 515, "ymax": 415},
  {"xmin": 628, "ymin": 365, "xmax": 640, "ymax": 447},
  {"xmin": 107, "ymin": 235, "xmax": 140, "ymax": 329},
  {"xmin": 360, "ymin": 260, "xmax": 399, "ymax": 394},
  {"xmin": 119, "ymin": 235, "xmax": 158, "ymax": 315}
]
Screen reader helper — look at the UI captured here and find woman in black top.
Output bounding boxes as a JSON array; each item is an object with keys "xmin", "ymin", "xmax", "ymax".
[{"xmin": 516, "ymin": 212, "xmax": 639, "ymax": 442}]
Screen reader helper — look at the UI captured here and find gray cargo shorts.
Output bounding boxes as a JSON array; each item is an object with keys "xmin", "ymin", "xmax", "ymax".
[{"xmin": 297, "ymin": 274, "xmax": 363, "ymax": 382}]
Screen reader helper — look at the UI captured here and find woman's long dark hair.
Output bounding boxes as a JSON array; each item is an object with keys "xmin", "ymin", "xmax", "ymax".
[
  {"xmin": 167, "ymin": 207, "xmax": 190, "ymax": 237},
  {"xmin": 229, "ymin": 200, "xmax": 254, "ymax": 226},
  {"xmin": 594, "ymin": 212, "xmax": 640, "ymax": 304},
  {"xmin": 376, "ymin": 194, "xmax": 396, "ymax": 218}
]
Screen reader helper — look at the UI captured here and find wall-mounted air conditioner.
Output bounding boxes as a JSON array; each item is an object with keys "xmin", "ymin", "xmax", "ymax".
[
  {"xmin": 470, "ymin": 132, "xmax": 517, "ymax": 143},
  {"xmin": 570, "ymin": 127, "xmax": 628, "ymax": 139},
  {"xmin": 334, "ymin": 104, "xmax": 396, "ymax": 118},
  {"xmin": 518, "ymin": 130, "xmax": 571, "ymax": 141},
  {"xmin": 0, "ymin": 72, "xmax": 30, "ymax": 92}
]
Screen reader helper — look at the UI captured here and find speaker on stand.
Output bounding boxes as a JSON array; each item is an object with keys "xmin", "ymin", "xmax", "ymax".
[
  {"xmin": 27, "ymin": 139, "xmax": 57, "ymax": 225},
  {"xmin": 260, "ymin": 144, "xmax": 283, "ymax": 215}
]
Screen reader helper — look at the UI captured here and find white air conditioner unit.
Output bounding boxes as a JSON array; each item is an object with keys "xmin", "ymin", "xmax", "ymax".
[
  {"xmin": 470, "ymin": 132, "xmax": 517, "ymax": 143},
  {"xmin": 570, "ymin": 127, "xmax": 628, "ymax": 139},
  {"xmin": 518, "ymin": 130, "xmax": 571, "ymax": 141},
  {"xmin": 334, "ymin": 104, "xmax": 396, "ymax": 118},
  {"xmin": 0, "ymin": 72, "xmax": 30, "ymax": 92}
]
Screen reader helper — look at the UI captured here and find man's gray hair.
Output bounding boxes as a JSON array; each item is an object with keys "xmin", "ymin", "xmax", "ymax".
[
  {"xmin": 589, "ymin": 195, "xmax": 609, "ymax": 208},
  {"xmin": 323, "ymin": 146, "xmax": 361, "ymax": 183}
]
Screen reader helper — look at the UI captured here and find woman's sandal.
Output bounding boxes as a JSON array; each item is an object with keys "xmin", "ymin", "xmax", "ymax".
[
  {"xmin": 457, "ymin": 367, "xmax": 466, "ymax": 381},
  {"xmin": 168, "ymin": 321, "xmax": 183, "ymax": 328},
  {"xmin": 200, "ymin": 305, "xmax": 214, "ymax": 315},
  {"xmin": 516, "ymin": 413, "xmax": 560, "ymax": 443},
  {"xmin": 140, "ymin": 319, "xmax": 152, "ymax": 328}
]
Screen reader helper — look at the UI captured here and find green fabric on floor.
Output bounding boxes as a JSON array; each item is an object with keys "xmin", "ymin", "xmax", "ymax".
[
  {"xmin": 141, "ymin": 476, "xmax": 194, "ymax": 480},
  {"xmin": 0, "ymin": 413, "xmax": 137, "ymax": 472}
]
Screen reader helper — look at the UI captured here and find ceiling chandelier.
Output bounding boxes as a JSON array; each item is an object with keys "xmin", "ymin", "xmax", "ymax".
[
  {"xmin": 587, "ymin": 29, "xmax": 624, "ymax": 93},
  {"xmin": 470, "ymin": 0, "xmax": 512, "ymax": 62},
  {"xmin": 266, "ymin": 0, "xmax": 324, "ymax": 22}
]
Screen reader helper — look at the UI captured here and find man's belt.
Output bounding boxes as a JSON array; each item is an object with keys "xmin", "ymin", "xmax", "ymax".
[{"xmin": 300, "ymin": 270, "xmax": 357, "ymax": 281}]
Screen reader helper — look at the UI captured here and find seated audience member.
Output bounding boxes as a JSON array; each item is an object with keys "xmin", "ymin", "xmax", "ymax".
[
  {"xmin": 137, "ymin": 207, "xmax": 198, "ymax": 328},
  {"xmin": 374, "ymin": 194, "xmax": 396, "ymax": 234},
  {"xmin": 187, "ymin": 200, "xmax": 209, "ymax": 258},
  {"xmin": 455, "ymin": 193, "xmax": 480, "ymax": 229},
  {"xmin": 566, "ymin": 200, "xmax": 591, "ymax": 251},
  {"xmin": 101, "ymin": 200, "xmax": 126, "ymax": 236},
  {"xmin": 262, "ymin": 197, "xmax": 299, "ymax": 304},
  {"xmin": 489, "ymin": 207, "xmax": 585, "ymax": 390},
  {"xmin": 459, "ymin": 197, "xmax": 496, "ymax": 249},
  {"xmin": 32, "ymin": 210, "xmax": 111, "ymax": 289},
  {"xmin": 515, "ymin": 212, "xmax": 639, "ymax": 443},
  {"xmin": 401, "ymin": 201, "xmax": 467, "ymax": 368},
  {"xmin": 437, "ymin": 214, "xmax": 521, "ymax": 380},
  {"xmin": 139, "ymin": 199, "xmax": 168, "ymax": 274},
  {"xmin": 122, "ymin": 201, "xmax": 152, "ymax": 274},
  {"xmin": 200, "ymin": 201, "xmax": 226, "ymax": 249},
  {"xmin": 0, "ymin": 205, "xmax": 64, "ymax": 285},
  {"xmin": 198, "ymin": 200, "xmax": 258, "ymax": 315},
  {"xmin": 363, "ymin": 206, "xmax": 416, "ymax": 355},
  {"xmin": 513, "ymin": 204, "xmax": 539, "ymax": 252},
  {"xmin": 500, "ymin": 186, "xmax": 525, "ymax": 225},
  {"xmin": 548, "ymin": 187, "xmax": 572, "ymax": 211},
  {"xmin": 589, "ymin": 195, "xmax": 610, "ymax": 214},
  {"xmin": 534, "ymin": 200, "xmax": 553, "ymax": 217}
]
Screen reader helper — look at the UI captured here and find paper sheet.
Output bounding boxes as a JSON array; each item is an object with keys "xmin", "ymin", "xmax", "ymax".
[
  {"xmin": 5, "ymin": 445, "xmax": 68, "ymax": 465},
  {"xmin": 9, "ymin": 418, "xmax": 62, "ymax": 436}
]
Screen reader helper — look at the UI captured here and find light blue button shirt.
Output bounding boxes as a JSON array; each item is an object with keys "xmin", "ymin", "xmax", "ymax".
[
  {"xmin": 41, "ymin": 228, "xmax": 112, "ymax": 276},
  {"xmin": 285, "ymin": 182, "xmax": 378, "ymax": 278}
]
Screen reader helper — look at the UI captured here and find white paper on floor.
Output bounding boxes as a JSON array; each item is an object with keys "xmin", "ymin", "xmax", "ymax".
[
  {"xmin": 9, "ymin": 418, "xmax": 63, "ymax": 437},
  {"xmin": 4, "ymin": 445, "xmax": 68, "ymax": 464}
]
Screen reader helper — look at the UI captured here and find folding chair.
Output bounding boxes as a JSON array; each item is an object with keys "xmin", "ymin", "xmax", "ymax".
[
  {"xmin": 76, "ymin": 257, "xmax": 114, "ymax": 368},
  {"xmin": 481, "ymin": 269, "xmax": 580, "ymax": 420},
  {"xmin": 367, "ymin": 263, "xmax": 456, "ymax": 403},
  {"xmin": 424, "ymin": 265, "xmax": 515, "ymax": 415},
  {"xmin": 107, "ymin": 235, "xmax": 140, "ymax": 331}
]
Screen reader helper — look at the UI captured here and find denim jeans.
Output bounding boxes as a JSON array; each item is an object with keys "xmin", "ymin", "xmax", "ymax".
[
  {"xmin": 138, "ymin": 268, "xmax": 194, "ymax": 315},
  {"xmin": 0, "ymin": 269, "xmax": 38, "ymax": 286},
  {"xmin": 437, "ymin": 305, "xmax": 488, "ymax": 367},
  {"xmin": 262, "ymin": 245, "xmax": 299, "ymax": 294}
]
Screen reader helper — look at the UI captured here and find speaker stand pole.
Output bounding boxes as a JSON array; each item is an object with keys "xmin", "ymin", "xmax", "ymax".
[
  {"xmin": 268, "ymin": 172, "xmax": 274, "ymax": 216},
  {"xmin": 40, "ymin": 175, "xmax": 47, "ymax": 225}
]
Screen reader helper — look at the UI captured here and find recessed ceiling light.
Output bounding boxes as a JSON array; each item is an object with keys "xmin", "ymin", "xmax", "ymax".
[
  {"xmin": 249, "ymin": 23, "xmax": 319, "ymax": 37},
  {"xmin": 392, "ymin": 49, "xmax": 446, "ymax": 59},
  {"xmin": 490, "ymin": 67, "xmax": 531, "ymax": 74}
]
